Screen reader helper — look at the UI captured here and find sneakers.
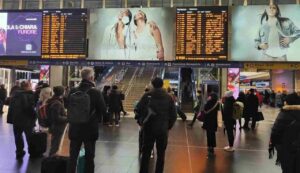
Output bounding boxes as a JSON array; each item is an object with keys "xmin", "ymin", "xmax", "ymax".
[
  {"xmin": 115, "ymin": 123, "xmax": 120, "ymax": 127},
  {"xmin": 224, "ymin": 146, "xmax": 235, "ymax": 152}
]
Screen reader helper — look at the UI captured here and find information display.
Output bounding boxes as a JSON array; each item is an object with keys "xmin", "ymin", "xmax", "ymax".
[
  {"xmin": 88, "ymin": 8, "xmax": 175, "ymax": 61},
  {"xmin": 176, "ymin": 7, "xmax": 228, "ymax": 61},
  {"xmin": 0, "ymin": 11, "xmax": 42, "ymax": 57},
  {"xmin": 42, "ymin": 9, "xmax": 87, "ymax": 59},
  {"xmin": 231, "ymin": 4, "xmax": 300, "ymax": 62}
]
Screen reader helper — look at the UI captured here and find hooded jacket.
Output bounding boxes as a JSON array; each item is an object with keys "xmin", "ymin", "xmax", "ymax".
[
  {"xmin": 47, "ymin": 96, "xmax": 67, "ymax": 134},
  {"xmin": 68, "ymin": 80, "xmax": 106, "ymax": 141},
  {"xmin": 271, "ymin": 105, "xmax": 300, "ymax": 173},
  {"xmin": 7, "ymin": 90, "xmax": 36, "ymax": 128},
  {"xmin": 135, "ymin": 88, "xmax": 177, "ymax": 133}
]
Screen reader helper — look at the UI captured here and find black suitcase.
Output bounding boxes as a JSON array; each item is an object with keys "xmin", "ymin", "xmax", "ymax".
[
  {"xmin": 41, "ymin": 156, "xmax": 69, "ymax": 173},
  {"xmin": 28, "ymin": 131, "xmax": 47, "ymax": 157}
]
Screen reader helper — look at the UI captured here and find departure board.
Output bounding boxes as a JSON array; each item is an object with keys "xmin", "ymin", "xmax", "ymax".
[
  {"xmin": 42, "ymin": 9, "xmax": 87, "ymax": 59},
  {"xmin": 176, "ymin": 7, "xmax": 228, "ymax": 61}
]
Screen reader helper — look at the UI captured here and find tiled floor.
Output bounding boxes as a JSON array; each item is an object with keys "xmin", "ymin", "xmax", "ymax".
[{"xmin": 0, "ymin": 105, "xmax": 282, "ymax": 173}]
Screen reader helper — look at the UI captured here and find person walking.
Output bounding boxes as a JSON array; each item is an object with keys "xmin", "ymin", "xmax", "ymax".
[
  {"xmin": 47, "ymin": 86, "xmax": 67, "ymax": 156},
  {"xmin": 7, "ymin": 81, "xmax": 36, "ymax": 159},
  {"xmin": 189, "ymin": 90, "xmax": 203, "ymax": 127},
  {"xmin": 236, "ymin": 91, "xmax": 246, "ymax": 129},
  {"xmin": 67, "ymin": 67, "xmax": 106, "ymax": 173},
  {"xmin": 222, "ymin": 91, "xmax": 236, "ymax": 152},
  {"xmin": 0, "ymin": 84, "xmax": 7, "ymax": 114},
  {"xmin": 203, "ymin": 93, "xmax": 219, "ymax": 157},
  {"xmin": 135, "ymin": 77, "xmax": 177, "ymax": 173},
  {"xmin": 270, "ymin": 93, "xmax": 300, "ymax": 173},
  {"xmin": 243, "ymin": 89, "xmax": 259, "ymax": 130}
]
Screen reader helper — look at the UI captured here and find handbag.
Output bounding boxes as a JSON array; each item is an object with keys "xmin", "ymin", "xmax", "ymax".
[
  {"xmin": 255, "ymin": 111, "xmax": 264, "ymax": 121},
  {"xmin": 196, "ymin": 111, "xmax": 205, "ymax": 122}
]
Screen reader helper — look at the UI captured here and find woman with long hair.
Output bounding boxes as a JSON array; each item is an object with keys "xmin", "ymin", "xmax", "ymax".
[{"xmin": 255, "ymin": 3, "xmax": 300, "ymax": 61}]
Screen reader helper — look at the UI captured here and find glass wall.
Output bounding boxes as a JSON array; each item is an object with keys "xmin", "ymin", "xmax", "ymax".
[
  {"xmin": 85, "ymin": 0, "xmax": 103, "ymax": 8},
  {"xmin": 43, "ymin": 0, "xmax": 61, "ymax": 9},
  {"xmin": 3, "ymin": 0, "xmax": 19, "ymax": 9},
  {"xmin": 64, "ymin": 0, "xmax": 81, "ymax": 8},
  {"xmin": 23, "ymin": 0, "xmax": 39, "ymax": 9}
]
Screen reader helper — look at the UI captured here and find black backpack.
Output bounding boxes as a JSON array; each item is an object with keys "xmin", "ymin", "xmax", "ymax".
[
  {"xmin": 67, "ymin": 88, "xmax": 91, "ymax": 123},
  {"xmin": 284, "ymin": 118, "xmax": 300, "ymax": 153}
]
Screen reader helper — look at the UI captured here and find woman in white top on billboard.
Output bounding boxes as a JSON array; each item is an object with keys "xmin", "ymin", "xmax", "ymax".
[
  {"xmin": 132, "ymin": 10, "xmax": 164, "ymax": 61},
  {"xmin": 102, "ymin": 9, "xmax": 134, "ymax": 60},
  {"xmin": 255, "ymin": 3, "xmax": 300, "ymax": 61}
]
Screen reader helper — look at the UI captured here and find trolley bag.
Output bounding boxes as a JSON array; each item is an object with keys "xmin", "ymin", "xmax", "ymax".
[
  {"xmin": 28, "ymin": 131, "xmax": 47, "ymax": 157},
  {"xmin": 77, "ymin": 148, "xmax": 85, "ymax": 173},
  {"xmin": 41, "ymin": 156, "xmax": 69, "ymax": 173}
]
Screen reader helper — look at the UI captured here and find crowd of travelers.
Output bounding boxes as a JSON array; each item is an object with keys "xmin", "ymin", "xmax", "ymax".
[{"xmin": 1, "ymin": 67, "xmax": 300, "ymax": 173}]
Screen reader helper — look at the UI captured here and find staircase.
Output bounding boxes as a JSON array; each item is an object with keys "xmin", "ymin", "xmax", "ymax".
[{"xmin": 123, "ymin": 67, "xmax": 158, "ymax": 112}]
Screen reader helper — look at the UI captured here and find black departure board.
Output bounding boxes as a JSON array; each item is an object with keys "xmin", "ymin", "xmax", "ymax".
[
  {"xmin": 42, "ymin": 9, "xmax": 87, "ymax": 59},
  {"xmin": 176, "ymin": 7, "xmax": 228, "ymax": 61}
]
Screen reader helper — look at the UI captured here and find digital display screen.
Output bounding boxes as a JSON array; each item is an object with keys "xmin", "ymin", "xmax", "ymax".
[
  {"xmin": 227, "ymin": 68, "xmax": 240, "ymax": 99},
  {"xmin": 39, "ymin": 65, "xmax": 50, "ymax": 82},
  {"xmin": 42, "ymin": 9, "xmax": 87, "ymax": 59},
  {"xmin": 0, "ymin": 11, "xmax": 42, "ymax": 57},
  {"xmin": 88, "ymin": 8, "xmax": 175, "ymax": 61},
  {"xmin": 231, "ymin": 5, "xmax": 300, "ymax": 61},
  {"xmin": 176, "ymin": 7, "xmax": 228, "ymax": 61}
]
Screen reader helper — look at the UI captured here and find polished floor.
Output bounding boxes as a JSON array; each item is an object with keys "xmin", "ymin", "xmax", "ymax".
[{"xmin": 0, "ymin": 105, "xmax": 282, "ymax": 173}]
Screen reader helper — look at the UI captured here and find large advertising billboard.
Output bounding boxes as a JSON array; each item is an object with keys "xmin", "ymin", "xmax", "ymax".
[
  {"xmin": 88, "ymin": 8, "xmax": 175, "ymax": 61},
  {"xmin": 231, "ymin": 4, "xmax": 300, "ymax": 61},
  {"xmin": 0, "ymin": 11, "xmax": 42, "ymax": 57}
]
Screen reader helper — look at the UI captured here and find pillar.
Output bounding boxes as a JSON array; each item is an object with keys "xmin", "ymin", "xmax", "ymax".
[{"xmin": 49, "ymin": 66, "xmax": 64, "ymax": 87}]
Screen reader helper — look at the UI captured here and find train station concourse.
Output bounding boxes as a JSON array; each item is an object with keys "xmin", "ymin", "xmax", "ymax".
[{"xmin": 1, "ymin": 0, "xmax": 300, "ymax": 173}]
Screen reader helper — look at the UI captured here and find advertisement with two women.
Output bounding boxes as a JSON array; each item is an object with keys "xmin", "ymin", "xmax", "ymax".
[{"xmin": 88, "ymin": 8, "xmax": 175, "ymax": 61}]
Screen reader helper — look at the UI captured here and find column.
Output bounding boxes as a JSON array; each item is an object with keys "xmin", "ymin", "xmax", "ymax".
[
  {"xmin": 148, "ymin": 0, "xmax": 151, "ymax": 7},
  {"xmin": 218, "ymin": 0, "xmax": 221, "ymax": 6},
  {"xmin": 60, "ymin": 0, "xmax": 64, "ymax": 8},
  {"xmin": 221, "ymin": 68, "xmax": 227, "ymax": 97},
  {"xmin": 194, "ymin": 0, "xmax": 197, "ymax": 6},
  {"xmin": 297, "ymin": 0, "xmax": 299, "ymax": 4},
  {"xmin": 170, "ymin": 0, "xmax": 173, "ymax": 7},
  {"xmin": 103, "ymin": 0, "xmax": 105, "ymax": 8},
  {"xmin": 39, "ymin": 0, "xmax": 43, "ymax": 9},
  {"xmin": 81, "ymin": 0, "xmax": 84, "ymax": 8},
  {"xmin": 243, "ymin": 0, "xmax": 247, "ymax": 6},
  {"xmin": 125, "ymin": 0, "xmax": 127, "ymax": 8},
  {"xmin": 50, "ymin": 66, "xmax": 64, "ymax": 87},
  {"xmin": 0, "ymin": 0, "xmax": 3, "ymax": 9},
  {"xmin": 19, "ymin": 0, "xmax": 23, "ymax": 9}
]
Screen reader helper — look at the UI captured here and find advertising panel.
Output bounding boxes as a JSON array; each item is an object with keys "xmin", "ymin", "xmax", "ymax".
[
  {"xmin": 88, "ymin": 8, "xmax": 175, "ymax": 61},
  {"xmin": 227, "ymin": 68, "xmax": 240, "ymax": 98},
  {"xmin": 0, "ymin": 11, "xmax": 42, "ymax": 57},
  {"xmin": 231, "ymin": 4, "xmax": 300, "ymax": 61}
]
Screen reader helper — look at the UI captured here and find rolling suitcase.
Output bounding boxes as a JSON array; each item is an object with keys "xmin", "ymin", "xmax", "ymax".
[
  {"xmin": 28, "ymin": 131, "xmax": 47, "ymax": 157},
  {"xmin": 41, "ymin": 156, "xmax": 69, "ymax": 173}
]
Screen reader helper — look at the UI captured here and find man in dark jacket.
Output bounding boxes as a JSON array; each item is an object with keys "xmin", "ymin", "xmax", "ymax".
[
  {"xmin": 108, "ymin": 85, "xmax": 122, "ymax": 126},
  {"xmin": 243, "ymin": 88, "xmax": 259, "ymax": 130},
  {"xmin": 67, "ymin": 68, "xmax": 106, "ymax": 173},
  {"xmin": 7, "ymin": 81, "xmax": 36, "ymax": 159},
  {"xmin": 270, "ymin": 93, "xmax": 300, "ymax": 173},
  {"xmin": 222, "ymin": 91, "xmax": 236, "ymax": 152},
  {"xmin": 135, "ymin": 77, "xmax": 177, "ymax": 173}
]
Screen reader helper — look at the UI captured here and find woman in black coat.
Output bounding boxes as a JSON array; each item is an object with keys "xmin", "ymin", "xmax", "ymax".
[
  {"xmin": 222, "ymin": 91, "xmax": 235, "ymax": 152},
  {"xmin": 236, "ymin": 91, "xmax": 246, "ymax": 129},
  {"xmin": 243, "ymin": 89, "xmax": 259, "ymax": 130},
  {"xmin": 108, "ymin": 85, "xmax": 122, "ymax": 126},
  {"xmin": 203, "ymin": 93, "xmax": 219, "ymax": 157}
]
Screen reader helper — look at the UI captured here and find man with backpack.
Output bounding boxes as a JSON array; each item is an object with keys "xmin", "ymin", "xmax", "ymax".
[
  {"xmin": 67, "ymin": 67, "xmax": 106, "ymax": 173},
  {"xmin": 135, "ymin": 77, "xmax": 177, "ymax": 173},
  {"xmin": 270, "ymin": 92, "xmax": 300, "ymax": 173},
  {"xmin": 7, "ymin": 81, "xmax": 36, "ymax": 159}
]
